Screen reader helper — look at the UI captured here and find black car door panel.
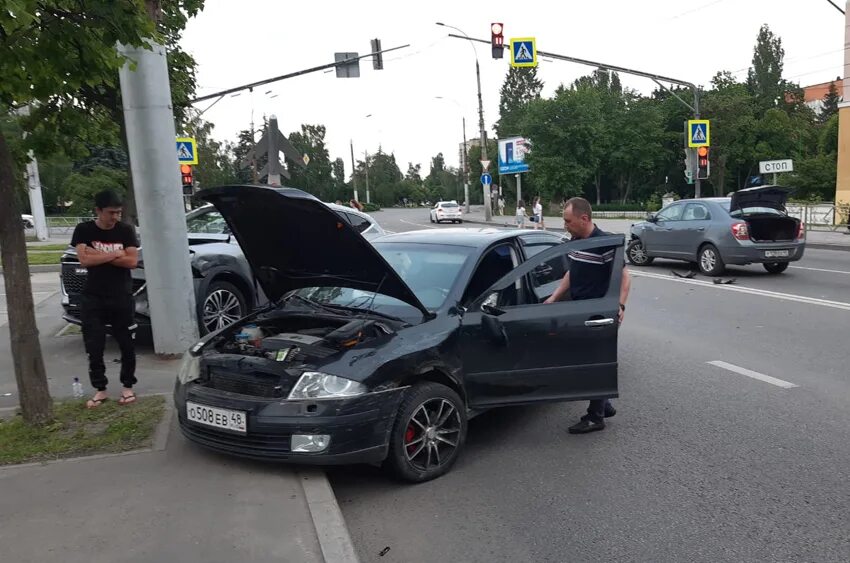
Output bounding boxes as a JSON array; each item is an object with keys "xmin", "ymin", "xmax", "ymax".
[{"xmin": 459, "ymin": 235, "xmax": 624, "ymax": 408}]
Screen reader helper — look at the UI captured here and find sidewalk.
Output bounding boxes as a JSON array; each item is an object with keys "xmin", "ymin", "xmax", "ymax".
[
  {"xmin": 461, "ymin": 206, "xmax": 850, "ymax": 251},
  {"xmin": 0, "ymin": 291, "xmax": 358, "ymax": 563}
]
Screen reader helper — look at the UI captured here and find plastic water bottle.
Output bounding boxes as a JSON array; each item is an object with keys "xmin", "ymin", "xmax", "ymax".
[{"xmin": 72, "ymin": 377, "xmax": 84, "ymax": 399}]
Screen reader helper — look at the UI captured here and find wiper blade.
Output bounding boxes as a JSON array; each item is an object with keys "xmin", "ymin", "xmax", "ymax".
[
  {"xmin": 321, "ymin": 303, "xmax": 407, "ymax": 323},
  {"xmin": 283, "ymin": 294, "xmax": 355, "ymax": 316}
]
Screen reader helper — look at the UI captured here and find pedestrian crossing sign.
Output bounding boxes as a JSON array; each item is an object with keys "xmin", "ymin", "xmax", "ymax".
[
  {"xmin": 687, "ymin": 120, "xmax": 710, "ymax": 148},
  {"xmin": 176, "ymin": 137, "xmax": 198, "ymax": 165},
  {"xmin": 510, "ymin": 37, "xmax": 537, "ymax": 68}
]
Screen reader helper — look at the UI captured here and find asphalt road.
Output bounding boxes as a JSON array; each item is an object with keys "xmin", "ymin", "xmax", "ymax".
[{"xmin": 331, "ymin": 207, "xmax": 850, "ymax": 562}]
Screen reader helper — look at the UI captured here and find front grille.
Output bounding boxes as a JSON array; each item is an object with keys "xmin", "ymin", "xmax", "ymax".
[
  {"xmin": 61, "ymin": 263, "xmax": 86, "ymax": 295},
  {"xmin": 180, "ymin": 418, "xmax": 292, "ymax": 455},
  {"xmin": 205, "ymin": 369, "xmax": 288, "ymax": 399}
]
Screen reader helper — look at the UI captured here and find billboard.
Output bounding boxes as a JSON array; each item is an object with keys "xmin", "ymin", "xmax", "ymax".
[{"xmin": 498, "ymin": 137, "xmax": 530, "ymax": 174}]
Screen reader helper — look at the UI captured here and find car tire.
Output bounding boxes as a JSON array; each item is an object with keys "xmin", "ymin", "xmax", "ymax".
[
  {"xmin": 458, "ymin": 220, "xmax": 463, "ymax": 224},
  {"xmin": 763, "ymin": 262, "xmax": 789, "ymax": 274},
  {"xmin": 698, "ymin": 244, "xmax": 725, "ymax": 276},
  {"xmin": 626, "ymin": 239, "xmax": 653, "ymax": 266},
  {"xmin": 386, "ymin": 382, "xmax": 467, "ymax": 483},
  {"xmin": 199, "ymin": 280, "xmax": 247, "ymax": 335},
  {"xmin": 430, "ymin": 215, "xmax": 435, "ymax": 223}
]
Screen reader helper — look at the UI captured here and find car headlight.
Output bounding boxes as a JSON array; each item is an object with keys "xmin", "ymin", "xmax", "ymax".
[
  {"xmin": 288, "ymin": 372, "xmax": 366, "ymax": 400},
  {"xmin": 177, "ymin": 352, "xmax": 200, "ymax": 384}
]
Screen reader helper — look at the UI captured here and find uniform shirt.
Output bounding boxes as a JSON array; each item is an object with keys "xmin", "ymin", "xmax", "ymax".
[
  {"xmin": 71, "ymin": 221, "xmax": 139, "ymax": 297},
  {"xmin": 568, "ymin": 225, "xmax": 616, "ymax": 301}
]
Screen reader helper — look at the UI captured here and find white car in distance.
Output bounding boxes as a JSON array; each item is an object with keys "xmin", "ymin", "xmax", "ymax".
[{"xmin": 429, "ymin": 201, "xmax": 463, "ymax": 224}]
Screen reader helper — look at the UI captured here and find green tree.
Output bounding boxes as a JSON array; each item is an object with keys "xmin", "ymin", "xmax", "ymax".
[
  {"xmin": 820, "ymin": 79, "xmax": 841, "ymax": 124},
  {"xmin": 0, "ymin": 0, "xmax": 170, "ymax": 425},
  {"xmin": 286, "ymin": 124, "xmax": 334, "ymax": 200},
  {"xmin": 62, "ymin": 167, "xmax": 129, "ymax": 215},
  {"xmin": 522, "ymin": 85, "xmax": 606, "ymax": 202},
  {"xmin": 353, "ymin": 150, "xmax": 402, "ymax": 206},
  {"xmin": 747, "ymin": 24, "xmax": 785, "ymax": 113},
  {"xmin": 496, "ymin": 66, "xmax": 544, "ymax": 138}
]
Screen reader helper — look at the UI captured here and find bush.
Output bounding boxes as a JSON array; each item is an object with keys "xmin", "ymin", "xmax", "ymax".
[
  {"xmin": 362, "ymin": 202, "xmax": 381, "ymax": 212},
  {"xmin": 591, "ymin": 203, "xmax": 649, "ymax": 212}
]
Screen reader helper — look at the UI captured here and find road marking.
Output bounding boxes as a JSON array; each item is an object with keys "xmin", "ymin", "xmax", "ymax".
[
  {"xmin": 399, "ymin": 219, "xmax": 437, "ymax": 229},
  {"xmin": 789, "ymin": 265, "xmax": 850, "ymax": 275},
  {"xmin": 630, "ymin": 270, "xmax": 850, "ymax": 312},
  {"xmin": 707, "ymin": 361, "xmax": 798, "ymax": 389}
]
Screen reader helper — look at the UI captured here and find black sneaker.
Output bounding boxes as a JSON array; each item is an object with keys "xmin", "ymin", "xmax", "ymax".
[
  {"xmin": 604, "ymin": 404, "xmax": 617, "ymax": 418},
  {"xmin": 568, "ymin": 418, "xmax": 605, "ymax": 434}
]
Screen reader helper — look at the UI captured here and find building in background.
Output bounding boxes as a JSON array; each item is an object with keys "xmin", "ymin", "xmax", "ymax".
[{"xmin": 800, "ymin": 77, "xmax": 842, "ymax": 115}]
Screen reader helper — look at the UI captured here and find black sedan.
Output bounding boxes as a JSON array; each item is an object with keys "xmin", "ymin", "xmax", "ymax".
[{"xmin": 175, "ymin": 186, "xmax": 625, "ymax": 482}]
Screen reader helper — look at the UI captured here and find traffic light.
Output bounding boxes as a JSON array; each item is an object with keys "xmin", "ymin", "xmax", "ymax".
[
  {"xmin": 370, "ymin": 38, "xmax": 383, "ymax": 70},
  {"xmin": 181, "ymin": 164, "xmax": 194, "ymax": 196},
  {"xmin": 697, "ymin": 146, "xmax": 710, "ymax": 180},
  {"xmin": 491, "ymin": 23, "xmax": 504, "ymax": 59}
]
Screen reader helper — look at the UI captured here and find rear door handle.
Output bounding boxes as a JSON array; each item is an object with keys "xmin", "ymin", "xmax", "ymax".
[{"xmin": 585, "ymin": 318, "xmax": 615, "ymax": 327}]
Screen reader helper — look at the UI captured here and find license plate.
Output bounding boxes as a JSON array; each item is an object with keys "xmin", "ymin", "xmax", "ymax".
[
  {"xmin": 765, "ymin": 250, "xmax": 790, "ymax": 258},
  {"xmin": 186, "ymin": 401, "xmax": 247, "ymax": 434}
]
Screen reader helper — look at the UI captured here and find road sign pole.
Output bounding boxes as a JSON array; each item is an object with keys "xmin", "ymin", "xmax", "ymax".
[
  {"xmin": 118, "ymin": 39, "xmax": 199, "ymax": 354},
  {"xmin": 349, "ymin": 140, "xmax": 359, "ymax": 203},
  {"xmin": 516, "ymin": 173, "xmax": 522, "ymax": 207},
  {"xmin": 694, "ymin": 89, "xmax": 701, "ymax": 198},
  {"xmin": 462, "ymin": 117, "xmax": 470, "ymax": 213},
  {"xmin": 476, "ymin": 59, "xmax": 491, "ymax": 222}
]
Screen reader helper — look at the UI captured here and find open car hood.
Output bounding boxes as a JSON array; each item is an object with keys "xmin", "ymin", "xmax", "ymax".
[
  {"xmin": 200, "ymin": 185, "xmax": 430, "ymax": 317},
  {"xmin": 729, "ymin": 186, "xmax": 790, "ymax": 213}
]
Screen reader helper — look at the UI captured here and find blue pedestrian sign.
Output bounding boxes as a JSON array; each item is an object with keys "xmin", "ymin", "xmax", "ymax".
[
  {"xmin": 481, "ymin": 173, "xmax": 492, "ymax": 185},
  {"xmin": 176, "ymin": 137, "xmax": 198, "ymax": 165},
  {"xmin": 687, "ymin": 120, "xmax": 710, "ymax": 148},
  {"xmin": 510, "ymin": 37, "xmax": 537, "ymax": 68}
]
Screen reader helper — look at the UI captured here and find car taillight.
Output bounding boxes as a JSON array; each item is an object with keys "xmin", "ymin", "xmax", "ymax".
[
  {"xmin": 797, "ymin": 221, "xmax": 805, "ymax": 240},
  {"xmin": 731, "ymin": 222, "xmax": 749, "ymax": 241}
]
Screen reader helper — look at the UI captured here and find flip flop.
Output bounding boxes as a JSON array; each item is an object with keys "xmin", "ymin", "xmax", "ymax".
[
  {"xmin": 118, "ymin": 392, "xmax": 137, "ymax": 406},
  {"xmin": 86, "ymin": 397, "xmax": 108, "ymax": 409}
]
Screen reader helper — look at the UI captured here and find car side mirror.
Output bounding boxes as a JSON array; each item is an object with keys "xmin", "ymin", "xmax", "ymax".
[
  {"xmin": 481, "ymin": 312, "xmax": 508, "ymax": 346},
  {"xmin": 646, "ymin": 213, "xmax": 658, "ymax": 223}
]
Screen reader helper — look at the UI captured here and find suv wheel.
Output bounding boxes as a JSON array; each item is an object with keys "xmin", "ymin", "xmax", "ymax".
[
  {"xmin": 698, "ymin": 244, "xmax": 725, "ymax": 276},
  {"xmin": 763, "ymin": 262, "xmax": 789, "ymax": 274},
  {"xmin": 200, "ymin": 280, "xmax": 247, "ymax": 334},
  {"xmin": 626, "ymin": 239, "xmax": 653, "ymax": 266},
  {"xmin": 386, "ymin": 382, "xmax": 467, "ymax": 483}
]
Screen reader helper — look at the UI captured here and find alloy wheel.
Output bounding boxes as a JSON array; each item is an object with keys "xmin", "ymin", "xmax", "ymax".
[
  {"xmin": 404, "ymin": 398, "xmax": 462, "ymax": 471},
  {"xmin": 202, "ymin": 289, "xmax": 243, "ymax": 332}
]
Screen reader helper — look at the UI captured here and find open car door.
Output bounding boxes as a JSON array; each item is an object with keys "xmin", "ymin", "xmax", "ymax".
[{"xmin": 458, "ymin": 235, "xmax": 625, "ymax": 409}]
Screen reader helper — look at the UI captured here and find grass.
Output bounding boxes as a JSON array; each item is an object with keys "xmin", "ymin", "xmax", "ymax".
[
  {"xmin": 0, "ymin": 395, "xmax": 166, "ymax": 466},
  {"xmin": 26, "ymin": 251, "xmax": 63, "ymax": 265},
  {"xmin": 26, "ymin": 244, "xmax": 69, "ymax": 251}
]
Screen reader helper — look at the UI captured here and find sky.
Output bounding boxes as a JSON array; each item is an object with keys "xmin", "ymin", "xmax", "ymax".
[{"xmin": 180, "ymin": 0, "xmax": 846, "ymax": 177}]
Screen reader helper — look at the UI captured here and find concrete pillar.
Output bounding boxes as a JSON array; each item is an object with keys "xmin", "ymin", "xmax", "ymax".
[{"xmin": 834, "ymin": 1, "xmax": 850, "ymax": 215}]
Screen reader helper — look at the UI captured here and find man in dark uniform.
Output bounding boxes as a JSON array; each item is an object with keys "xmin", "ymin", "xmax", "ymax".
[
  {"xmin": 544, "ymin": 197, "xmax": 631, "ymax": 434},
  {"xmin": 71, "ymin": 190, "xmax": 139, "ymax": 408}
]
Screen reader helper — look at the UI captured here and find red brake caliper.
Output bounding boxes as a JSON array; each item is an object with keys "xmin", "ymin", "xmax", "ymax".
[{"xmin": 405, "ymin": 425, "xmax": 415, "ymax": 451}]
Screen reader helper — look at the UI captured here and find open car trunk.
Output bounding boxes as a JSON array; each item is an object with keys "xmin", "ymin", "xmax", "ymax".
[{"xmin": 744, "ymin": 215, "xmax": 799, "ymax": 242}]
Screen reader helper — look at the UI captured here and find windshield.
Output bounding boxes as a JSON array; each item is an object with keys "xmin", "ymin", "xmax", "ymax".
[
  {"xmin": 440, "ymin": 202, "xmax": 459, "ymax": 208},
  {"xmin": 291, "ymin": 243, "xmax": 473, "ymax": 318},
  {"xmin": 186, "ymin": 209, "xmax": 229, "ymax": 234}
]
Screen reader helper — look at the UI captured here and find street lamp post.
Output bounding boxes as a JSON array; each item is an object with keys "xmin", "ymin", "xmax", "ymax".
[{"xmin": 437, "ymin": 22, "xmax": 491, "ymax": 220}]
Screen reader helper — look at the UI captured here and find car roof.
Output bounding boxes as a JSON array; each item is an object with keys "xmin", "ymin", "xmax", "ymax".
[
  {"xmin": 374, "ymin": 228, "xmax": 561, "ymax": 247},
  {"xmin": 671, "ymin": 197, "xmax": 730, "ymax": 205},
  {"xmin": 191, "ymin": 200, "xmax": 375, "ymax": 222}
]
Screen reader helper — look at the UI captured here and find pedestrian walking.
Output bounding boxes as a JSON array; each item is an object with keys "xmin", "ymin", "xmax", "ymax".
[
  {"xmin": 532, "ymin": 196, "xmax": 545, "ymax": 230},
  {"xmin": 515, "ymin": 199, "xmax": 528, "ymax": 228},
  {"xmin": 71, "ymin": 190, "xmax": 140, "ymax": 408},
  {"xmin": 544, "ymin": 197, "xmax": 631, "ymax": 434},
  {"xmin": 498, "ymin": 196, "xmax": 506, "ymax": 216}
]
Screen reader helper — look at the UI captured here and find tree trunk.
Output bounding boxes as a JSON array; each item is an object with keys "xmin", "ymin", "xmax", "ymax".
[
  {"xmin": 0, "ymin": 130, "xmax": 53, "ymax": 425},
  {"xmin": 594, "ymin": 172, "xmax": 601, "ymax": 205},
  {"xmin": 716, "ymin": 154, "xmax": 728, "ymax": 196},
  {"xmin": 622, "ymin": 172, "xmax": 633, "ymax": 204}
]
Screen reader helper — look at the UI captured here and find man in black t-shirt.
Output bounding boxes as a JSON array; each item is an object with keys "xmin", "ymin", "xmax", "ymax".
[
  {"xmin": 544, "ymin": 197, "xmax": 631, "ymax": 434},
  {"xmin": 70, "ymin": 190, "xmax": 140, "ymax": 408}
]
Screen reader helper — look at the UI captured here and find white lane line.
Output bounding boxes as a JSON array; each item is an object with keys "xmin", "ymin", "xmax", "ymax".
[
  {"xmin": 708, "ymin": 361, "xmax": 799, "ymax": 389},
  {"xmin": 399, "ymin": 219, "xmax": 437, "ymax": 229},
  {"xmin": 789, "ymin": 265, "xmax": 850, "ymax": 275},
  {"xmin": 630, "ymin": 270, "xmax": 850, "ymax": 312}
]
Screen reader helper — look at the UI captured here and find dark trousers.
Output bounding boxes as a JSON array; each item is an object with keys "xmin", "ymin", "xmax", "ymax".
[
  {"xmin": 586, "ymin": 399, "xmax": 611, "ymax": 423},
  {"xmin": 81, "ymin": 293, "xmax": 137, "ymax": 391}
]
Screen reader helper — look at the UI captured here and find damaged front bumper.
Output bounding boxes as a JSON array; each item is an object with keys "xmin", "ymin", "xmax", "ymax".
[{"xmin": 174, "ymin": 379, "xmax": 406, "ymax": 465}]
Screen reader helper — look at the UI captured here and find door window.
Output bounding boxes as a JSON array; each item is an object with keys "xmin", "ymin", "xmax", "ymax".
[
  {"xmin": 656, "ymin": 203, "xmax": 684, "ymax": 222},
  {"xmin": 344, "ymin": 212, "xmax": 372, "ymax": 234},
  {"xmin": 682, "ymin": 203, "xmax": 710, "ymax": 221},
  {"xmin": 463, "ymin": 243, "xmax": 521, "ymax": 307}
]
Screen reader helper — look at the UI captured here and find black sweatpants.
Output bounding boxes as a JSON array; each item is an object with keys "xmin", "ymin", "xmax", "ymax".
[{"xmin": 81, "ymin": 293, "xmax": 137, "ymax": 391}]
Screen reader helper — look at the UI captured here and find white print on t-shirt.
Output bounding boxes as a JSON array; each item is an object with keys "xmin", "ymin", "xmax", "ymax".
[{"xmin": 92, "ymin": 241, "xmax": 124, "ymax": 253}]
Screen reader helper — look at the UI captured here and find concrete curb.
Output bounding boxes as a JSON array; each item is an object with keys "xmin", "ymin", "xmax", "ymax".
[
  {"xmin": 0, "ymin": 393, "xmax": 173, "ymax": 473},
  {"xmin": 0, "ymin": 264, "xmax": 62, "ymax": 274},
  {"xmin": 298, "ymin": 469, "xmax": 360, "ymax": 563}
]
